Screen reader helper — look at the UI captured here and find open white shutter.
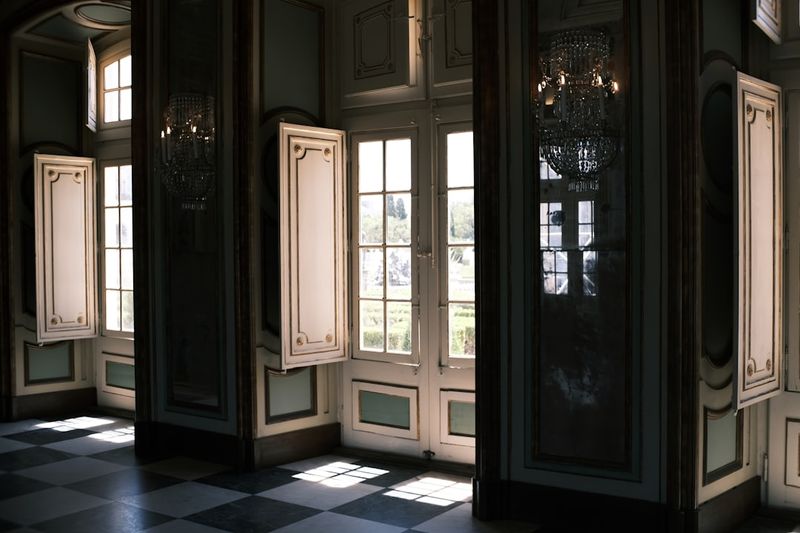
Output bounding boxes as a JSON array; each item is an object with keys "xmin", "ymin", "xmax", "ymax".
[
  {"xmin": 279, "ymin": 123, "xmax": 348, "ymax": 369},
  {"xmin": 34, "ymin": 154, "xmax": 98, "ymax": 342},
  {"xmin": 735, "ymin": 73, "xmax": 783, "ymax": 410}
]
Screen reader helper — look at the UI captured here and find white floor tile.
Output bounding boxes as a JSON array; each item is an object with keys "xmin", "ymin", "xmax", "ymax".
[
  {"xmin": 0, "ymin": 438, "xmax": 33, "ymax": 454},
  {"xmin": 43, "ymin": 434, "xmax": 134, "ymax": 456},
  {"xmin": 271, "ymin": 511, "xmax": 406, "ymax": 533},
  {"xmin": 278, "ymin": 455, "xmax": 358, "ymax": 473},
  {"xmin": 143, "ymin": 519, "xmax": 231, "ymax": 533},
  {"xmin": 15, "ymin": 456, "xmax": 128, "ymax": 485},
  {"xmin": 120, "ymin": 481, "xmax": 247, "ymax": 518},
  {"xmin": 413, "ymin": 503, "xmax": 537, "ymax": 533},
  {"xmin": 140, "ymin": 457, "xmax": 229, "ymax": 480},
  {"xmin": 258, "ymin": 478, "xmax": 382, "ymax": 510},
  {"xmin": 0, "ymin": 487, "xmax": 108, "ymax": 525}
]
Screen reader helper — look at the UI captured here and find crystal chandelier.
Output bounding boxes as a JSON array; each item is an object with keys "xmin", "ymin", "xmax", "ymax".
[
  {"xmin": 537, "ymin": 29, "xmax": 619, "ymax": 192},
  {"xmin": 159, "ymin": 94, "xmax": 216, "ymax": 210}
]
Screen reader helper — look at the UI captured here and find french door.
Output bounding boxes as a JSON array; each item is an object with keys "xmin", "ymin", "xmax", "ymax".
[{"xmin": 341, "ymin": 106, "xmax": 476, "ymax": 464}]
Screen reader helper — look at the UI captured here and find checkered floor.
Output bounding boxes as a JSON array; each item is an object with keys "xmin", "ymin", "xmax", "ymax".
[{"xmin": 0, "ymin": 416, "xmax": 537, "ymax": 532}]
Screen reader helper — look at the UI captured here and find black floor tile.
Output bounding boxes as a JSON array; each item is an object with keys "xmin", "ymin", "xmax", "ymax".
[
  {"xmin": 67, "ymin": 468, "xmax": 183, "ymax": 500},
  {"xmin": 33, "ymin": 502, "xmax": 171, "ymax": 533},
  {"xmin": 331, "ymin": 490, "xmax": 457, "ymax": 528},
  {"xmin": 0, "ymin": 517, "xmax": 21, "ymax": 532},
  {"xmin": 0, "ymin": 447, "xmax": 74, "ymax": 471},
  {"xmin": 89, "ymin": 446, "xmax": 157, "ymax": 467},
  {"xmin": 186, "ymin": 495, "xmax": 320, "ymax": 532},
  {"xmin": 0, "ymin": 473, "xmax": 54, "ymax": 500},
  {"xmin": 195, "ymin": 467, "xmax": 297, "ymax": 494},
  {"xmin": 5, "ymin": 429, "xmax": 94, "ymax": 445}
]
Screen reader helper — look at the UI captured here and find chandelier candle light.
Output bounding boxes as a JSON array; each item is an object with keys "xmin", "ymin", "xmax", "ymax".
[
  {"xmin": 159, "ymin": 94, "xmax": 216, "ymax": 210},
  {"xmin": 537, "ymin": 29, "xmax": 619, "ymax": 192}
]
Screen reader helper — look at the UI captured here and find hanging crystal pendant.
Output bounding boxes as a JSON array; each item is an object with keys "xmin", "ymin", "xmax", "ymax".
[
  {"xmin": 158, "ymin": 94, "xmax": 216, "ymax": 210},
  {"xmin": 537, "ymin": 29, "xmax": 619, "ymax": 191}
]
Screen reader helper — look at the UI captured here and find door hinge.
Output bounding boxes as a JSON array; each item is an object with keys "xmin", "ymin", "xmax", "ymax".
[{"xmin": 762, "ymin": 452, "xmax": 769, "ymax": 484}]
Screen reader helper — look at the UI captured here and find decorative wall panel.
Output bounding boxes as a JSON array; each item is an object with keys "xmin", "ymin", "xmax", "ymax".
[
  {"xmin": 752, "ymin": 0, "xmax": 781, "ymax": 44},
  {"xmin": 279, "ymin": 123, "xmax": 347, "ymax": 368},
  {"xmin": 340, "ymin": 0, "xmax": 424, "ymax": 107},
  {"xmin": 24, "ymin": 342, "xmax": 74, "ymax": 385},
  {"xmin": 34, "ymin": 154, "xmax": 97, "ymax": 342},
  {"xmin": 430, "ymin": 0, "xmax": 472, "ymax": 96},
  {"xmin": 735, "ymin": 73, "xmax": 783, "ymax": 410}
]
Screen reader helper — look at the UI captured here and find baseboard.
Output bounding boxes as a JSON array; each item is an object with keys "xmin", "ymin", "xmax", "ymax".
[
  {"xmin": 695, "ymin": 476, "xmax": 760, "ymax": 533},
  {"xmin": 253, "ymin": 423, "xmax": 340, "ymax": 469},
  {"xmin": 3, "ymin": 387, "xmax": 97, "ymax": 421},
  {"xmin": 333, "ymin": 445, "xmax": 474, "ymax": 478},
  {"xmin": 503, "ymin": 479, "xmax": 668, "ymax": 530}
]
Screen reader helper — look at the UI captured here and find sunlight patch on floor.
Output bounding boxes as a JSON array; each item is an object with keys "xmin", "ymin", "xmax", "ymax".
[
  {"xmin": 35, "ymin": 416, "xmax": 116, "ymax": 432},
  {"xmin": 292, "ymin": 461, "xmax": 389, "ymax": 488},
  {"xmin": 384, "ymin": 476, "xmax": 472, "ymax": 506}
]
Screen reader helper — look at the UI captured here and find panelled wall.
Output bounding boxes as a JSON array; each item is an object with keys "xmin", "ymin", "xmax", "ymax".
[
  {"xmin": 696, "ymin": 0, "xmax": 764, "ymax": 506},
  {"xmin": 253, "ymin": 0, "xmax": 340, "ymax": 447},
  {"xmin": 6, "ymin": 25, "xmax": 94, "ymax": 416},
  {"xmin": 766, "ymin": 0, "xmax": 800, "ymax": 510}
]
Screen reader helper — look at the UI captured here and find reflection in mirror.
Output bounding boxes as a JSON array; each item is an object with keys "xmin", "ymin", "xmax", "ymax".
[{"xmin": 533, "ymin": 0, "xmax": 629, "ymax": 468}]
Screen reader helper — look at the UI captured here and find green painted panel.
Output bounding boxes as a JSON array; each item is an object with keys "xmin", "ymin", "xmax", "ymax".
[
  {"xmin": 26, "ymin": 343, "xmax": 72, "ymax": 383},
  {"xmin": 359, "ymin": 390, "xmax": 410, "ymax": 430},
  {"xmin": 268, "ymin": 367, "xmax": 314, "ymax": 418},
  {"xmin": 706, "ymin": 409, "xmax": 737, "ymax": 474},
  {"xmin": 448, "ymin": 400, "xmax": 475, "ymax": 437},
  {"xmin": 106, "ymin": 360, "xmax": 135, "ymax": 391}
]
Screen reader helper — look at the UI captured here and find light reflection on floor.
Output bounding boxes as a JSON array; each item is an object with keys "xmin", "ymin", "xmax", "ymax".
[
  {"xmin": 35, "ymin": 416, "xmax": 116, "ymax": 432},
  {"xmin": 293, "ymin": 461, "xmax": 390, "ymax": 488},
  {"xmin": 384, "ymin": 476, "xmax": 473, "ymax": 507},
  {"xmin": 87, "ymin": 426, "xmax": 135, "ymax": 443}
]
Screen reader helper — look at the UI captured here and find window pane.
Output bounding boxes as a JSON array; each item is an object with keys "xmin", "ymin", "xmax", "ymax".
[
  {"xmin": 119, "ymin": 88, "xmax": 132, "ymax": 121},
  {"xmin": 360, "ymin": 300, "xmax": 384, "ymax": 352},
  {"xmin": 387, "ymin": 301, "xmax": 412, "ymax": 354},
  {"xmin": 104, "ymin": 60, "xmax": 119, "ymax": 90},
  {"xmin": 119, "ymin": 165, "xmax": 132, "ymax": 206},
  {"xmin": 121, "ymin": 249, "xmax": 133, "ymax": 290},
  {"xmin": 359, "ymin": 195, "xmax": 383, "ymax": 245},
  {"xmin": 358, "ymin": 141, "xmax": 383, "ymax": 193},
  {"xmin": 448, "ymin": 189, "xmax": 474, "ymax": 244},
  {"xmin": 556, "ymin": 250, "xmax": 568, "ymax": 272},
  {"xmin": 448, "ymin": 246, "xmax": 475, "ymax": 301},
  {"xmin": 386, "ymin": 193, "xmax": 411, "ymax": 244},
  {"xmin": 106, "ymin": 290, "xmax": 121, "ymax": 331},
  {"xmin": 449, "ymin": 303, "xmax": 475, "ymax": 358},
  {"xmin": 447, "ymin": 131, "xmax": 474, "ymax": 188},
  {"xmin": 386, "ymin": 247, "xmax": 411, "ymax": 300},
  {"xmin": 104, "ymin": 90, "xmax": 119, "ymax": 123},
  {"xmin": 105, "ymin": 249, "xmax": 120, "ymax": 289},
  {"xmin": 105, "ymin": 208, "xmax": 119, "ymax": 247},
  {"xmin": 104, "ymin": 166, "xmax": 119, "ymax": 207},
  {"xmin": 579, "ymin": 224, "xmax": 594, "ymax": 247},
  {"xmin": 385, "ymin": 138, "xmax": 411, "ymax": 191},
  {"xmin": 121, "ymin": 291, "xmax": 134, "ymax": 332},
  {"xmin": 359, "ymin": 248, "xmax": 384, "ymax": 298},
  {"xmin": 119, "ymin": 55, "xmax": 132, "ymax": 87},
  {"xmin": 579, "ymin": 200, "xmax": 594, "ymax": 223},
  {"xmin": 120, "ymin": 207, "xmax": 133, "ymax": 247},
  {"xmin": 556, "ymin": 274, "xmax": 569, "ymax": 295},
  {"xmin": 543, "ymin": 272, "xmax": 556, "ymax": 294}
]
